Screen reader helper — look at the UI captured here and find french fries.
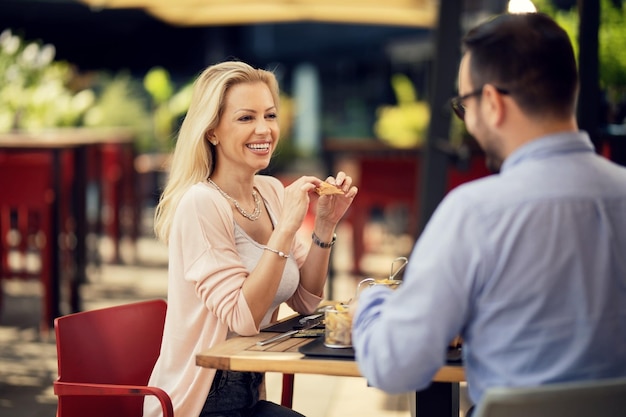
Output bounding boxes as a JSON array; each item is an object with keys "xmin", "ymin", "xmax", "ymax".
[{"xmin": 324, "ymin": 303, "xmax": 352, "ymax": 348}]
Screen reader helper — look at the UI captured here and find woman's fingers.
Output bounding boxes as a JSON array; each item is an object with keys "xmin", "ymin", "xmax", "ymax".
[{"xmin": 324, "ymin": 172, "xmax": 355, "ymax": 195}]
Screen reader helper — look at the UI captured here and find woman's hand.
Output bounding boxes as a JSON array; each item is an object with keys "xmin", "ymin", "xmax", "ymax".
[
  {"xmin": 276, "ymin": 172, "xmax": 357, "ymax": 235},
  {"xmin": 315, "ymin": 171, "xmax": 358, "ymax": 225},
  {"xmin": 277, "ymin": 175, "xmax": 319, "ymax": 234},
  {"xmin": 297, "ymin": 172, "xmax": 357, "ymax": 299}
]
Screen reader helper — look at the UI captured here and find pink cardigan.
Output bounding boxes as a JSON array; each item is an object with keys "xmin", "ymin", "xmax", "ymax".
[{"xmin": 144, "ymin": 175, "xmax": 322, "ymax": 417}]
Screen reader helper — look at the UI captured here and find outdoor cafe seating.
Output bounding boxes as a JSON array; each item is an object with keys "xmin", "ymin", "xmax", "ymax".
[{"xmin": 0, "ymin": 129, "xmax": 139, "ymax": 334}]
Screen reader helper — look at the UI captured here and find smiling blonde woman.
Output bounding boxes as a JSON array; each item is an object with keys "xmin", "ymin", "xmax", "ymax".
[{"xmin": 145, "ymin": 60, "xmax": 358, "ymax": 417}]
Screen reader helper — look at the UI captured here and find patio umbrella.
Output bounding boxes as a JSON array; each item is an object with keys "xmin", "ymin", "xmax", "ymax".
[{"xmin": 77, "ymin": 0, "xmax": 438, "ymax": 27}]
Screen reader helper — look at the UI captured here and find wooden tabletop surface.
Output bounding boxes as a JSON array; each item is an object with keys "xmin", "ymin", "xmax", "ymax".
[{"xmin": 196, "ymin": 330, "xmax": 465, "ymax": 383}]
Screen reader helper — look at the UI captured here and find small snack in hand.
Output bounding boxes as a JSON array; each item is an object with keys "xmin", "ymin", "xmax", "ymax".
[{"xmin": 315, "ymin": 181, "xmax": 344, "ymax": 196}]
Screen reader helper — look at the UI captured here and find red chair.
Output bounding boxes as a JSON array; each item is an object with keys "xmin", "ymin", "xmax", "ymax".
[
  {"xmin": 99, "ymin": 142, "xmax": 139, "ymax": 264},
  {"xmin": 0, "ymin": 150, "xmax": 62, "ymax": 333},
  {"xmin": 53, "ymin": 299, "xmax": 173, "ymax": 417},
  {"xmin": 348, "ymin": 155, "xmax": 421, "ymax": 274}
]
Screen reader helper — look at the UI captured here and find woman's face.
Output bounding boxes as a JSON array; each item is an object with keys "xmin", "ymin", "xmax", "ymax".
[{"xmin": 211, "ymin": 81, "xmax": 280, "ymax": 175}]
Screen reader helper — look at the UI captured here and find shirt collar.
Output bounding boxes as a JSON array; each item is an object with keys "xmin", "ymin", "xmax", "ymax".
[{"xmin": 501, "ymin": 131, "xmax": 596, "ymax": 172}]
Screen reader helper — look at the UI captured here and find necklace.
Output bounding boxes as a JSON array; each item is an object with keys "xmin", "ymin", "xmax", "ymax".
[{"xmin": 208, "ymin": 178, "xmax": 261, "ymax": 221}]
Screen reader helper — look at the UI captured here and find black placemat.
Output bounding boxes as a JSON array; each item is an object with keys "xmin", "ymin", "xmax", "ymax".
[
  {"xmin": 261, "ymin": 310, "xmax": 325, "ymax": 333},
  {"xmin": 299, "ymin": 337, "xmax": 464, "ymax": 365},
  {"xmin": 298, "ymin": 336, "xmax": 355, "ymax": 358},
  {"xmin": 260, "ymin": 315, "xmax": 304, "ymax": 333}
]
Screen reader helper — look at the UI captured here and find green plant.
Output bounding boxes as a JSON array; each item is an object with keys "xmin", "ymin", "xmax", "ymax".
[
  {"xmin": 81, "ymin": 71, "xmax": 152, "ymax": 151},
  {"xmin": 0, "ymin": 29, "xmax": 95, "ymax": 132},
  {"xmin": 143, "ymin": 67, "xmax": 193, "ymax": 152},
  {"xmin": 373, "ymin": 73, "xmax": 430, "ymax": 148},
  {"xmin": 534, "ymin": 0, "xmax": 626, "ymax": 110}
]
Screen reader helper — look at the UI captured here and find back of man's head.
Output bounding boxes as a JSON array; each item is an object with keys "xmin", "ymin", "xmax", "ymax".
[{"xmin": 462, "ymin": 13, "xmax": 578, "ymax": 120}]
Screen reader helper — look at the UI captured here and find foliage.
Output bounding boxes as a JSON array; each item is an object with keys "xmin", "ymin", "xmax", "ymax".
[
  {"xmin": 82, "ymin": 71, "xmax": 153, "ymax": 151},
  {"xmin": 534, "ymin": 0, "xmax": 626, "ymax": 104},
  {"xmin": 143, "ymin": 66, "xmax": 193, "ymax": 152},
  {"xmin": 597, "ymin": 0, "xmax": 626, "ymax": 101},
  {"xmin": 0, "ymin": 29, "xmax": 95, "ymax": 133},
  {"xmin": 0, "ymin": 29, "xmax": 196, "ymax": 153},
  {"xmin": 373, "ymin": 73, "xmax": 430, "ymax": 148}
]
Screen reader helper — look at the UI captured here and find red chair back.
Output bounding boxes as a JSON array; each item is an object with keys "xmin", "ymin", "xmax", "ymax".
[
  {"xmin": 54, "ymin": 299, "xmax": 170, "ymax": 417},
  {"xmin": 0, "ymin": 151, "xmax": 57, "ymax": 331}
]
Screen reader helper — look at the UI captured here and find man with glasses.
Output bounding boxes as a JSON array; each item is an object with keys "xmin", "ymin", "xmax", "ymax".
[{"xmin": 351, "ymin": 12, "xmax": 626, "ymax": 415}]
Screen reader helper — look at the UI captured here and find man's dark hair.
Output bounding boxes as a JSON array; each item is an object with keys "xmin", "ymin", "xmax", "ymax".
[{"xmin": 462, "ymin": 13, "xmax": 578, "ymax": 119}]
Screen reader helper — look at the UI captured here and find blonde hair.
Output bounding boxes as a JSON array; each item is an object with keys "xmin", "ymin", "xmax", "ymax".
[{"xmin": 153, "ymin": 61, "xmax": 280, "ymax": 243}]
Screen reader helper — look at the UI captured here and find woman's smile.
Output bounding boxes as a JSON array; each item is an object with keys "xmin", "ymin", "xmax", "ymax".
[{"xmin": 246, "ymin": 141, "xmax": 272, "ymax": 154}]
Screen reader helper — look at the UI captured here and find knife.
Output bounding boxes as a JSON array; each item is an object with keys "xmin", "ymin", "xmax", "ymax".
[{"xmin": 256, "ymin": 317, "xmax": 322, "ymax": 346}]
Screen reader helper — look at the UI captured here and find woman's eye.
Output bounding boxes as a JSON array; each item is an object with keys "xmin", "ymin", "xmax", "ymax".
[
  {"xmin": 266, "ymin": 113, "xmax": 277, "ymax": 120},
  {"xmin": 239, "ymin": 115, "xmax": 253, "ymax": 122}
]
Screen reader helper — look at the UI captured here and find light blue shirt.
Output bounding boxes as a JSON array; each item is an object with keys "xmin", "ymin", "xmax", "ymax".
[{"xmin": 352, "ymin": 131, "xmax": 626, "ymax": 405}]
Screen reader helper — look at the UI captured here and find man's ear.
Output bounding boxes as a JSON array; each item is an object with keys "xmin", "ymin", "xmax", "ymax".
[{"xmin": 483, "ymin": 84, "xmax": 506, "ymax": 126}]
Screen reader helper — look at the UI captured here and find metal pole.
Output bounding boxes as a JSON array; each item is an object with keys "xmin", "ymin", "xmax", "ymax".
[
  {"xmin": 577, "ymin": 0, "xmax": 601, "ymax": 150},
  {"xmin": 417, "ymin": 1, "xmax": 463, "ymax": 232}
]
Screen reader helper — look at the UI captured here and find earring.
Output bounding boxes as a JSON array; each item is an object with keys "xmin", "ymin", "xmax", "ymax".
[{"xmin": 207, "ymin": 131, "xmax": 217, "ymax": 146}]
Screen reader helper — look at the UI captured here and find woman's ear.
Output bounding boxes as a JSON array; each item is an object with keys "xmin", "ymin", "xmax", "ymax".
[{"xmin": 206, "ymin": 131, "xmax": 218, "ymax": 146}]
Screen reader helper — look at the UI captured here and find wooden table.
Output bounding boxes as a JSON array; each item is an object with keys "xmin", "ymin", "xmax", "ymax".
[
  {"xmin": 196, "ymin": 324, "xmax": 465, "ymax": 417},
  {"xmin": 0, "ymin": 128, "xmax": 135, "ymax": 329}
]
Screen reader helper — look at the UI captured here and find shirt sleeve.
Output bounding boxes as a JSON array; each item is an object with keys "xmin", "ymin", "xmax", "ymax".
[
  {"xmin": 172, "ymin": 185, "xmax": 258, "ymax": 336},
  {"xmin": 352, "ymin": 188, "xmax": 488, "ymax": 393}
]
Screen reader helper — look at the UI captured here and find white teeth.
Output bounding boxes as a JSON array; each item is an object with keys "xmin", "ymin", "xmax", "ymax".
[{"xmin": 247, "ymin": 143, "xmax": 270, "ymax": 150}]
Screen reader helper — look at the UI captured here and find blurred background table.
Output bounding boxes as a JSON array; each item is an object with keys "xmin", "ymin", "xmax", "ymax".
[{"xmin": 0, "ymin": 128, "xmax": 136, "ymax": 334}]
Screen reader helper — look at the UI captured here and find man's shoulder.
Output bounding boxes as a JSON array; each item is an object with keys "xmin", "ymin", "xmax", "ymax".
[
  {"xmin": 440, "ymin": 173, "xmax": 536, "ymax": 223},
  {"xmin": 445, "ymin": 174, "xmax": 502, "ymax": 203}
]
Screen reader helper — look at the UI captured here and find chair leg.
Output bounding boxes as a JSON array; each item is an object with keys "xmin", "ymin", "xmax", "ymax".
[{"xmin": 281, "ymin": 373, "xmax": 294, "ymax": 408}]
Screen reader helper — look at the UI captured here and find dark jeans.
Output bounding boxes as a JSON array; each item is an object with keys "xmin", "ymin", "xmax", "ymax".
[{"xmin": 199, "ymin": 370, "xmax": 305, "ymax": 417}]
